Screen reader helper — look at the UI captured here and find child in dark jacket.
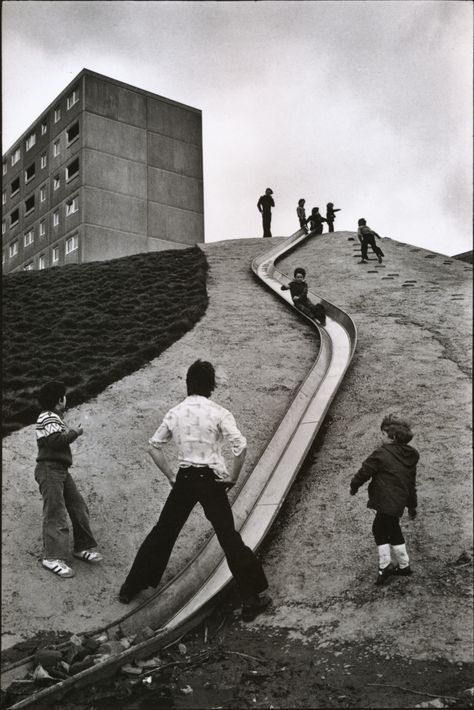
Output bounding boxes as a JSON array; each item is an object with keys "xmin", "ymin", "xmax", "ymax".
[
  {"xmin": 350, "ymin": 414, "xmax": 419, "ymax": 586},
  {"xmin": 357, "ymin": 218, "xmax": 384, "ymax": 264},
  {"xmin": 281, "ymin": 267, "xmax": 326, "ymax": 325},
  {"xmin": 326, "ymin": 202, "xmax": 341, "ymax": 233},
  {"xmin": 307, "ymin": 207, "xmax": 327, "ymax": 235}
]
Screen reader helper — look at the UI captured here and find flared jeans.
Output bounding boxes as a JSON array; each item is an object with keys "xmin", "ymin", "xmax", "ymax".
[
  {"xmin": 122, "ymin": 466, "xmax": 268, "ymax": 602},
  {"xmin": 35, "ymin": 461, "xmax": 97, "ymax": 560}
]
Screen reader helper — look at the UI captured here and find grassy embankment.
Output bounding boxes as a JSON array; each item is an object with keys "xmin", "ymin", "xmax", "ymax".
[{"xmin": 2, "ymin": 246, "xmax": 208, "ymax": 437}]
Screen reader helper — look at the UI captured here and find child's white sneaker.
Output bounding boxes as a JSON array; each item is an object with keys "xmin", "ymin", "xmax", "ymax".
[
  {"xmin": 73, "ymin": 549, "xmax": 103, "ymax": 563},
  {"xmin": 42, "ymin": 559, "xmax": 75, "ymax": 578}
]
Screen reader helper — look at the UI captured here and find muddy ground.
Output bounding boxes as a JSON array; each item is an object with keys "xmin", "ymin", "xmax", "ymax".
[{"xmin": 2, "ymin": 233, "xmax": 472, "ymax": 708}]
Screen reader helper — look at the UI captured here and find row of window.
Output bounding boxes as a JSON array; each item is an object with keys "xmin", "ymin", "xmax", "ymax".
[
  {"xmin": 5, "ymin": 234, "xmax": 80, "ymax": 272},
  {"xmin": 5, "ymin": 235, "xmax": 79, "ymax": 269},
  {"xmin": 4, "ymin": 159, "xmax": 80, "ymax": 228},
  {"xmin": 3, "ymin": 195, "xmax": 79, "ymax": 244},
  {"xmin": 2, "ymin": 88, "xmax": 79, "ymax": 176},
  {"xmin": 2, "ymin": 123, "xmax": 80, "ymax": 204}
]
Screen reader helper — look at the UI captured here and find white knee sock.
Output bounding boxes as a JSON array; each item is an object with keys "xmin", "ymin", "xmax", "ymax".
[
  {"xmin": 377, "ymin": 544, "xmax": 391, "ymax": 569},
  {"xmin": 391, "ymin": 543, "xmax": 410, "ymax": 569}
]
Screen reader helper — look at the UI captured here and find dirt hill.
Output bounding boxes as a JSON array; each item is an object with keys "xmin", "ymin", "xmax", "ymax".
[{"xmin": 2, "ymin": 232, "xmax": 472, "ymax": 708}]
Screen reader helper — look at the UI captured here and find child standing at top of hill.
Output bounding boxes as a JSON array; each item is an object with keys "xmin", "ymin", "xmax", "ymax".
[
  {"xmin": 357, "ymin": 218, "xmax": 384, "ymax": 264},
  {"xmin": 281, "ymin": 267, "xmax": 326, "ymax": 326},
  {"xmin": 326, "ymin": 202, "xmax": 341, "ymax": 233},
  {"xmin": 34, "ymin": 381, "xmax": 102, "ymax": 579},
  {"xmin": 307, "ymin": 207, "xmax": 327, "ymax": 235},
  {"xmin": 350, "ymin": 414, "xmax": 419, "ymax": 586},
  {"xmin": 296, "ymin": 199, "xmax": 308, "ymax": 233}
]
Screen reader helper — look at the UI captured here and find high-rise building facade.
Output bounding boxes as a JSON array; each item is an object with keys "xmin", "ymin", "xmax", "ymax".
[{"xmin": 2, "ymin": 69, "xmax": 204, "ymax": 274}]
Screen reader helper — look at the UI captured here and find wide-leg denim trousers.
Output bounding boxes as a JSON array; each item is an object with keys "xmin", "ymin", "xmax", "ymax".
[
  {"xmin": 122, "ymin": 466, "xmax": 268, "ymax": 601},
  {"xmin": 34, "ymin": 461, "xmax": 97, "ymax": 560}
]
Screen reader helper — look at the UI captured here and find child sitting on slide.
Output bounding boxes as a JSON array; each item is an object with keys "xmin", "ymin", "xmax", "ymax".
[{"xmin": 281, "ymin": 267, "xmax": 326, "ymax": 326}]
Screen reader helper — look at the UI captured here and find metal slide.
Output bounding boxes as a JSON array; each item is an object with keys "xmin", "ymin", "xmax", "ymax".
[{"xmin": 3, "ymin": 230, "xmax": 357, "ymax": 708}]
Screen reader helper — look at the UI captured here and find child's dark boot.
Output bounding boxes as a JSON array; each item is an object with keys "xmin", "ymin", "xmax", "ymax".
[{"xmin": 375, "ymin": 563, "xmax": 394, "ymax": 586}]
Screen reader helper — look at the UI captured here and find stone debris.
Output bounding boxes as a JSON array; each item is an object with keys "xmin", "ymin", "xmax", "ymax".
[
  {"xmin": 121, "ymin": 663, "xmax": 142, "ymax": 676},
  {"xmin": 134, "ymin": 626, "xmax": 155, "ymax": 644},
  {"xmin": 32, "ymin": 665, "xmax": 54, "ymax": 682}
]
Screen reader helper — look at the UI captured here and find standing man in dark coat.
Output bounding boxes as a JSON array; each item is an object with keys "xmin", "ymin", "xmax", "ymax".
[{"xmin": 257, "ymin": 188, "xmax": 275, "ymax": 238}]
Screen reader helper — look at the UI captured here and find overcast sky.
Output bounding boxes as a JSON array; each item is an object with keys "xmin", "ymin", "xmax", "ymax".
[{"xmin": 2, "ymin": 0, "xmax": 472, "ymax": 255}]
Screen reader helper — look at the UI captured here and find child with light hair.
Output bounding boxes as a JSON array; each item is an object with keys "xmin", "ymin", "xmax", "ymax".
[{"xmin": 350, "ymin": 414, "xmax": 419, "ymax": 586}]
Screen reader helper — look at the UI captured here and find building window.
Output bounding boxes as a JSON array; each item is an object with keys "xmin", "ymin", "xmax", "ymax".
[
  {"xmin": 54, "ymin": 107, "xmax": 61, "ymax": 123},
  {"xmin": 66, "ymin": 122, "xmax": 80, "ymax": 144},
  {"xmin": 39, "ymin": 220, "xmax": 46, "ymax": 237},
  {"xmin": 2, "ymin": 222, "xmax": 6, "ymax": 235},
  {"xmin": 24, "ymin": 262, "xmax": 34, "ymax": 271},
  {"xmin": 24, "ymin": 229, "xmax": 34, "ymax": 247},
  {"xmin": 39, "ymin": 254, "xmax": 46, "ymax": 270},
  {"xmin": 10, "ymin": 209, "xmax": 19, "ymax": 228},
  {"xmin": 11, "ymin": 148, "xmax": 21, "ymax": 166},
  {"xmin": 53, "ymin": 140, "xmax": 60, "ymax": 157},
  {"xmin": 67, "ymin": 88, "xmax": 79, "ymax": 110},
  {"xmin": 66, "ymin": 196, "xmax": 79, "ymax": 216},
  {"xmin": 66, "ymin": 234, "xmax": 79, "ymax": 254},
  {"xmin": 25, "ymin": 195, "xmax": 35, "ymax": 214},
  {"xmin": 40, "ymin": 153, "xmax": 47, "ymax": 169},
  {"xmin": 2, "ymin": 161, "xmax": 7, "ymax": 176},
  {"xmin": 40, "ymin": 185, "xmax": 47, "ymax": 202},
  {"xmin": 11, "ymin": 177, "xmax": 20, "ymax": 197},
  {"xmin": 41, "ymin": 120, "xmax": 48, "ymax": 135},
  {"xmin": 52, "ymin": 246, "xmax": 60, "ymax": 263},
  {"xmin": 9, "ymin": 241, "xmax": 19, "ymax": 257},
  {"xmin": 2, "ymin": 191, "xmax": 6, "ymax": 206},
  {"xmin": 53, "ymin": 175, "xmax": 60, "ymax": 191},
  {"xmin": 66, "ymin": 158, "xmax": 79, "ymax": 181},
  {"xmin": 25, "ymin": 163, "xmax": 36, "ymax": 182},
  {"xmin": 26, "ymin": 133, "xmax": 36, "ymax": 151},
  {"xmin": 53, "ymin": 210, "xmax": 59, "ymax": 227}
]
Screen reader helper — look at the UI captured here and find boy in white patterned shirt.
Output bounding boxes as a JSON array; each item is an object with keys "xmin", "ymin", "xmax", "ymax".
[{"xmin": 119, "ymin": 360, "xmax": 271, "ymax": 621}]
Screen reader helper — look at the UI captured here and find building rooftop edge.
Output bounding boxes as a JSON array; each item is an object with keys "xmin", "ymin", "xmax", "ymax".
[{"xmin": 3, "ymin": 68, "xmax": 202, "ymax": 157}]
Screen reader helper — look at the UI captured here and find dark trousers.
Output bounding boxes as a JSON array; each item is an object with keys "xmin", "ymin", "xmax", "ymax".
[
  {"xmin": 34, "ymin": 461, "xmax": 97, "ymax": 559},
  {"xmin": 361, "ymin": 235, "xmax": 384, "ymax": 261},
  {"xmin": 122, "ymin": 467, "xmax": 268, "ymax": 601},
  {"xmin": 295, "ymin": 299, "xmax": 326, "ymax": 324},
  {"xmin": 327, "ymin": 220, "xmax": 334, "ymax": 233},
  {"xmin": 372, "ymin": 511, "xmax": 405, "ymax": 546},
  {"xmin": 262, "ymin": 212, "xmax": 272, "ymax": 238}
]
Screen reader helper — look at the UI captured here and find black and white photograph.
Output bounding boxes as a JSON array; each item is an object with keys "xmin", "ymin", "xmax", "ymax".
[{"xmin": 2, "ymin": 1, "xmax": 472, "ymax": 708}]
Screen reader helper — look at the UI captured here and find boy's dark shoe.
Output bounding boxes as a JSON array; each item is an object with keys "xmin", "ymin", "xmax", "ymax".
[
  {"xmin": 375, "ymin": 564, "xmax": 394, "ymax": 586},
  {"xmin": 393, "ymin": 565, "xmax": 413, "ymax": 577},
  {"xmin": 377, "ymin": 255, "xmax": 383, "ymax": 264},
  {"xmin": 358, "ymin": 259, "xmax": 368, "ymax": 264},
  {"xmin": 241, "ymin": 594, "xmax": 272, "ymax": 622},
  {"xmin": 119, "ymin": 585, "xmax": 139, "ymax": 604}
]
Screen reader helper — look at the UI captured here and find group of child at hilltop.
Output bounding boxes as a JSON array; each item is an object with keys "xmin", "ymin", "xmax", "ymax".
[
  {"xmin": 296, "ymin": 198, "xmax": 340, "ymax": 234},
  {"xmin": 257, "ymin": 189, "xmax": 385, "ymax": 266},
  {"xmin": 34, "ymin": 360, "xmax": 419, "ymax": 619}
]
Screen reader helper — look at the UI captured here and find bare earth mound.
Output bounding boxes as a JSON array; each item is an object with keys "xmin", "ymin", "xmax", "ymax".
[{"xmin": 2, "ymin": 233, "xmax": 472, "ymax": 708}]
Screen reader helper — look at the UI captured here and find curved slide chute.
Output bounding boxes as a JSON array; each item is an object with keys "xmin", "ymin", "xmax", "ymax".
[{"xmin": 3, "ymin": 230, "xmax": 357, "ymax": 708}]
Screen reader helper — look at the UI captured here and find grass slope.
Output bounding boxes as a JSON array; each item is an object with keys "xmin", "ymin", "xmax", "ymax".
[{"xmin": 2, "ymin": 246, "xmax": 208, "ymax": 436}]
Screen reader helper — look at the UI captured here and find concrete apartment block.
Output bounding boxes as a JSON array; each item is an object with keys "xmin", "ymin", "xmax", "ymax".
[{"xmin": 2, "ymin": 69, "xmax": 204, "ymax": 274}]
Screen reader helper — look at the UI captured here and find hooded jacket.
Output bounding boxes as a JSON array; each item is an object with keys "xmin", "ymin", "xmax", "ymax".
[{"xmin": 350, "ymin": 442, "xmax": 419, "ymax": 517}]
